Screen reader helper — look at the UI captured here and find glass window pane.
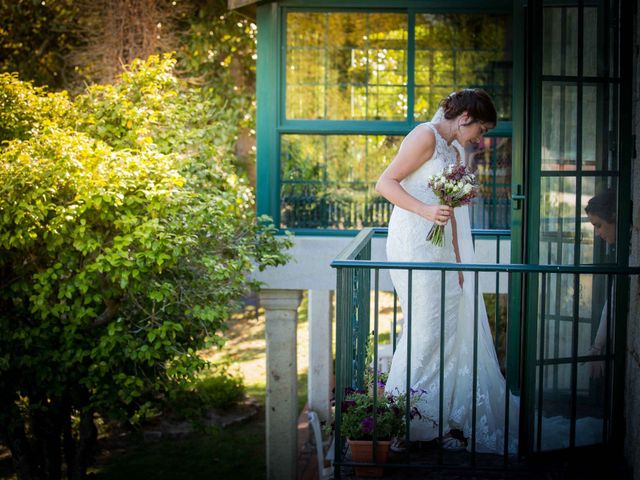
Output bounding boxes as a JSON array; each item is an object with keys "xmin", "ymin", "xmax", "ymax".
[
  {"xmin": 414, "ymin": 13, "xmax": 512, "ymax": 121},
  {"xmin": 541, "ymin": 83, "xmax": 577, "ymax": 171},
  {"xmin": 543, "ymin": 7, "xmax": 578, "ymax": 77},
  {"xmin": 539, "ymin": 176, "xmax": 577, "ymax": 265},
  {"xmin": 581, "ymin": 85, "xmax": 598, "ymax": 170},
  {"xmin": 581, "ymin": 178, "xmax": 617, "ymax": 264},
  {"xmin": 467, "ymin": 137, "xmax": 512, "ymax": 230},
  {"xmin": 583, "ymin": 6, "xmax": 598, "ymax": 77},
  {"xmin": 286, "ymin": 12, "xmax": 407, "ymax": 120},
  {"xmin": 280, "ymin": 134, "xmax": 403, "ymax": 229}
]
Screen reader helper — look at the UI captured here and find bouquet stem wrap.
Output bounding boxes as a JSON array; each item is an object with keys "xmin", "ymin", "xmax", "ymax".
[{"xmin": 426, "ymin": 223, "xmax": 445, "ymax": 247}]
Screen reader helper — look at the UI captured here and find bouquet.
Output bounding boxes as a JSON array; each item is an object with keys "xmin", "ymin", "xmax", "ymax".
[{"xmin": 426, "ymin": 163, "xmax": 479, "ymax": 247}]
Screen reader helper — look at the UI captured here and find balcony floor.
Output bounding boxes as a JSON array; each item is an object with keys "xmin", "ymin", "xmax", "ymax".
[{"xmin": 297, "ymin": 407, "xmax": 631, "ymax": 480}]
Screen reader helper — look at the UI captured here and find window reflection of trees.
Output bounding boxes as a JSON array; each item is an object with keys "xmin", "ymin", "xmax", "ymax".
[
  {"xmin": 283, "ymin": 11, "xmax": 513, "ymax": 229},
  {"xmin": 281, "ymin": 135, "xmax": 402, "ymax": 229}
]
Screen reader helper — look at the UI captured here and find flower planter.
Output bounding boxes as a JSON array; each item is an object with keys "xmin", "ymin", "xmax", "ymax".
[{"xmin": 348, "ymin": 439, "xmax": 391, "ymax": 477}]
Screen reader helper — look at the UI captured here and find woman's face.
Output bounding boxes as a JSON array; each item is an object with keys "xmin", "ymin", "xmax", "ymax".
[
  {"xmin": 587, "ymin": 212, "xmax": 616, "ymax": 245},
  {"xmin": 457, "ymin": 114, "xmax": 494, "ymax": 147}
]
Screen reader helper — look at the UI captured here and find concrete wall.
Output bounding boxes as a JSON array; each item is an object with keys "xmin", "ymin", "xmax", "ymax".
[
  {"xmin": 625, "ymin": 2, "xmax": 640, "ymax": 477},
  {"xmin": 251, "ymin": 235, "xmax": 511, "ymax": 294}
]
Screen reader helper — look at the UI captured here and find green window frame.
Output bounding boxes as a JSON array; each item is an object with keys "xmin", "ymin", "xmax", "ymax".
[{"xmin": 257, "ymin": 0, "xmax": 514, "ymax": 236}]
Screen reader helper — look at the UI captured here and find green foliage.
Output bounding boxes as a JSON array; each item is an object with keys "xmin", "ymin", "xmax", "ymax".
[
  {"xmin": 339, "ymin": 389, "xmax": 407, "ymax": 441},
  {"xmin": 169, "ymin": 366, "xmax": 246, "ymax": 420},
  {"xmin": 0, "ymin": 0, "xmax": 83, "ymax": 89},
  {"xmin": 0, "ymin": 54, "xmax": 289, "ymax": 476},
  {"xmin": 0, "ymin": 72, "xmax": 73, "ymax": 143}
]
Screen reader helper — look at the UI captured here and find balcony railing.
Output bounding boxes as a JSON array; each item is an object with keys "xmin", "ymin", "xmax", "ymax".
[
  {"xmin": 280, "ymin": 184, "xmax": 510, "ymax": 230},
  {"xmin": 330, "ymin": 227, "xmax": 639, "ymax": 477}
]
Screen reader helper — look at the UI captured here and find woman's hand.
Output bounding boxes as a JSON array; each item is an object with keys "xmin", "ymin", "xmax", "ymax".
[
  {"xmin": 458, "ymin": 271, "xmax": 464, "ymax": 288},
  {"xmin": 421, "ymin": 204, "xmax": 452, "ymax": 226}
]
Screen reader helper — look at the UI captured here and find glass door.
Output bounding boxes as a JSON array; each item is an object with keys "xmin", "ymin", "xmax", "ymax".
[{"xmin": 522, "ymin": 0, "xmax": 629, "ymax": 454}]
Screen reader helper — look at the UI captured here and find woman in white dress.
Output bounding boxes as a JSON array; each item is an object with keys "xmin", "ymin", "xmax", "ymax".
[{"xmin": 375, "ymin": 89, "xmax": 519, "ymax": 454}]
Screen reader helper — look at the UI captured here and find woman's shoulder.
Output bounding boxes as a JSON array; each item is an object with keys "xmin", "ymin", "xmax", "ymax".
[
  {"xmin": 403, "ymin": 122, "xmax": 437, "ymax": 150},
  {"xmin": 396, "ymin": 122, "xmax": 437, "ymax": 163}
]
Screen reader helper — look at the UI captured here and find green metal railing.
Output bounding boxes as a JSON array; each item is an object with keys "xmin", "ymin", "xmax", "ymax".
[
  {"xmin": 330, "ymin": 227, "xmax": 639, "ymax": 476},
  {"xmin": 280, "ymin": 185, "xmax": 511, "ymax": 230}
]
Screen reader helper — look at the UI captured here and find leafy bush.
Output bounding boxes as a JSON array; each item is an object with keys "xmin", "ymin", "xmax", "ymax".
[
  {"xmin": 169, "ymin": 366, "xmax": 246, "ymax": 421},
  {"xmin": 0, "ymin": 55, "xmax": 289, "ymax": 480}
]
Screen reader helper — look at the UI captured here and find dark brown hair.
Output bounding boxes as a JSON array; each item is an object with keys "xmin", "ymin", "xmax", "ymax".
[
  {"xmin": 439, "ymin": 88, "xmax": 497, "ymax": 126},
  {"xmin": 585, "ymin": 189, "xmax": 616, "ymax": 224}
]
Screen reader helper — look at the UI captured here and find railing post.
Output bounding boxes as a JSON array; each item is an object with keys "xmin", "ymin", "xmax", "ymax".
[{"xmin": 260, "ymin": 288, "xmax": 303, "ymax": 480}]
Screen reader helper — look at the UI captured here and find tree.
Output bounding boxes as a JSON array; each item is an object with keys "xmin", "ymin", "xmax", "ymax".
[{"xmin": 0, "ymin": 55, "xmax": 289, "ymax": 480}]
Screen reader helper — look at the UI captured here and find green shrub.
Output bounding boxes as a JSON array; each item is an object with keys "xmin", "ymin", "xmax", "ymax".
[
  {"xmin": 0, "ymin": 55, "xmax": 289, "ymax": 479},
  {"xmin": 169, "ymin": 366, "xmax": 246, "ymax": 420}
]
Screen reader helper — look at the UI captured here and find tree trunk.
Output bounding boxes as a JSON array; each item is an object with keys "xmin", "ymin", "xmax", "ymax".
[
  {"xmin": 67, "ymin": 409, "xmax": 97, "ymax": 480},
  {"xmin": 32, "ymin": 405, "xmax": 63, "ymax": 480},
  {"xmin": 0, "ymin": 399, "xmax": 38, "ymax": 480}
]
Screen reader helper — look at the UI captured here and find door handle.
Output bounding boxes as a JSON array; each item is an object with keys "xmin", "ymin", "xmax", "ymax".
[{"xmin": 512, "ymin": 184, "xmax": 525, "ymax": 210}]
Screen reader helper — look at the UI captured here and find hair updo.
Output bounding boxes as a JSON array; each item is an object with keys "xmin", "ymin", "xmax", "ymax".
[
  {"xmin": 585, "ymin": 189, "xmax": 617, "ymax": 224},
  {"xmin": 439, "ymin": 88, "xmax": 497, "ymax": 126}
]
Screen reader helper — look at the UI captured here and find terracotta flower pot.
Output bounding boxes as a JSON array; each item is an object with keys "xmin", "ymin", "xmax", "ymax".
[{"xmin": 348, "ymin": 439, "xmax": 391, "ymax": 477}]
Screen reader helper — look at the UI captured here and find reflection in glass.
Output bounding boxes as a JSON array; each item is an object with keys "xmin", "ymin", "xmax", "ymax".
[
  {"xmin": 542, "ymin": 7, "xmax": 578, "ymax": 77},
  {"xmin": 539, "ymin": 176, "xmax": 577, "ymax": 265},
  {"xmin": 541, "ymin": 84, "xmax": 577, "ymax": 170},
  {"xmin": 280, "ymin": 134, "xmax": 402, "ymax": 229},
  {"xmin": 581, "ymin": 178, "xmax": 617, "ymax": 264},
  {"xmin": 535, "ymin": 271, "xmax": 609, "ymax": 451},
  {"xmin": 583, "ymin": 7, "xmax": 599, "ymax": 77},
  {"xmin": 414, "ymin": 13, "xmax": 512, "ymax": 121},
  {"xmin": 286, "ymin": 13, "xmax": 408, "ymax": 120},
  {"xmin": 467, "ymin": 137, "xmax": 512, "ymax": 230}
]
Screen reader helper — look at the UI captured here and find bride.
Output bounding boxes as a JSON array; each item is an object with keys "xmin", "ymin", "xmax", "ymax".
[{"xmin": 375, "ymin": 89, "xmax": 519, "ymax": 454}]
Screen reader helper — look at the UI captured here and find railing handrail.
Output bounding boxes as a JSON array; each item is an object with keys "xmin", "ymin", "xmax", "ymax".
[{"xmin": 331, "ymin": 227, "xmax": 640, "ymax": 274}]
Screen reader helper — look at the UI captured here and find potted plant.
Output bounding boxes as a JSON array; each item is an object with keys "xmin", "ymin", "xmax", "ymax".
[{"xmin": 339, "ymin": 386, "xmax": 424, "ymax": 477}]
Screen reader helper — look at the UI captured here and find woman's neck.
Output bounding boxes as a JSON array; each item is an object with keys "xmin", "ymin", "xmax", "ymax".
[{"xmin": 433, "ymin": 119, "xmax": 457, "ymax": 146}]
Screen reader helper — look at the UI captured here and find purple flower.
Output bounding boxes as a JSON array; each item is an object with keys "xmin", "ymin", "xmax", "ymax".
[
  {"xmin": 341, "ymin": 400, "xmax": 356, "ymax": 413},
  {"xmin": 410, "ymin": 406, "xmax": 422, "ymax": 420},
  {"xmin": 361, "ymin": 416, "xmax": 374, "ymax": 434}
]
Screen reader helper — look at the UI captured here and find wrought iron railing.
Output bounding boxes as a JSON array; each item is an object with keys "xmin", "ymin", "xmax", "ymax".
[
  {"xmin": 330, "ymin": 227, "xmax": 639, "ymax": 477},
  {"xmin": 280, "ymin": 184, "xmax": 510, "ymax": 230}
]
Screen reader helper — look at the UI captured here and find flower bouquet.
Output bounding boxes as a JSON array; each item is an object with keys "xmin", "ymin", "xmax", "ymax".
[{"xmin": 426, "ymin": 163, "xmax": 479, "ymax": 247}]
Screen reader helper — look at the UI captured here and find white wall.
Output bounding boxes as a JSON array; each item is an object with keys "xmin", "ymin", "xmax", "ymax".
[{"xmin": 251, "ymin": 234, "xmax": 511, "ymax": 295}]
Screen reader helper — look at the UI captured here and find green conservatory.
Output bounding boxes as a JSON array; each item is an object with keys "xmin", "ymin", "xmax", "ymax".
[{"xmin": 231, "ymin": 0, "xmax": 639, "ymax": 477}]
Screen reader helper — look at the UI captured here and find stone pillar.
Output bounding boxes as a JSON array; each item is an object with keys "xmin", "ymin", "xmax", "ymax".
[
  {"xmin": 308, "ymin": 289, "xmax": 333, "ymax": 423},
  {"xmin": 260, "ymin": 289, "xmax": 302, "ymax": 480}
]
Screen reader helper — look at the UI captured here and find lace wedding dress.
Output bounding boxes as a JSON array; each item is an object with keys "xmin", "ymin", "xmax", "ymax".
[{"xmin": 383, "ymin": 120, "xmax": 520, "ymax": 454}]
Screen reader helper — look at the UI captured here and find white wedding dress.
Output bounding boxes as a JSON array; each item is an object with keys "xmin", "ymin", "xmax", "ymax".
[{"xmin": 383, "ymin": 121, "xmax": 520, "ymax": 454}]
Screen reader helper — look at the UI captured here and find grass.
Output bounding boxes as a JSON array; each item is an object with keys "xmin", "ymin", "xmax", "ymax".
[
  {"xmin": 93, "ymin": 419, "xmax": 266, "ymax": 480},
  {"xmin": 1, "ymin": 290, "xmax": 399, "ymax": 479},
  {"xmin": 90, "ymin": 295, "xmax": 311, "ymax": 479}
]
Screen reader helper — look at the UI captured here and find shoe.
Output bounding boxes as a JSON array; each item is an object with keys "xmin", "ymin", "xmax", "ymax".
[
  {"xmin": 390, "ymin": 437, "xmax": 408, "ymax": 453},
  {"xmin": 437, "ymin": 431, "xmax": 468, "ymax": 452}
]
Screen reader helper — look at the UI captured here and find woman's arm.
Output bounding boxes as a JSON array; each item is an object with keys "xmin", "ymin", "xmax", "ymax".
[{"xmin": 375, "ymin": 125, "xmax": 451, "ymax": 225}]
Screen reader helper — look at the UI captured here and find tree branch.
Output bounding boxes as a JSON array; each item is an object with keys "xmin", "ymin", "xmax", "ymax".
[{"xmin": 92, "ymin": 298, "xmax": 120, "ymax": 327}]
